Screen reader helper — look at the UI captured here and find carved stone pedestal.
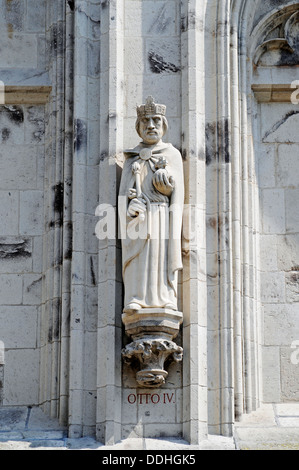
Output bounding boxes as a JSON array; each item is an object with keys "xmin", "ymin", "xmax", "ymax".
[{"xmin": 122, "ymin": 309, "xmax": 183, "ymax": 388}]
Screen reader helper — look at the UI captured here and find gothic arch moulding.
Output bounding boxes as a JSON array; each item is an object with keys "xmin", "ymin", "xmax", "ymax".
[
  {"xmin": 205, "ymin": 0, "xmax": 299, "ymax": 434},
  {"xmin": 251, "ymin": 3, "xmax": 299, "ymax": 66}
]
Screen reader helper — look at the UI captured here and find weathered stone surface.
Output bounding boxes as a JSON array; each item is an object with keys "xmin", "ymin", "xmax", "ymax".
[
  {"xmin": 281, "ymin": 347, "xmax": 299, "ymax": 402},
  {"xmin": 0, "ymin": 407, "xmax": 28, "ymax": 431},
  {"xmin": 262, "ymin": 347, "xmax": 281, "ymax": 403},
  {"xmin": 277, "ymin": 234, "xmax": 299, "ymax": 272},
  {"xmin": 261, "ymin": 189, "xmax": 285, "ymax": 234},
  {"xmin": 261, "ymin": 103, "xmax": 299, "ymax": 143},
  {"xmin": 0, "ymin": 192, "xmax": 19, "ymax": 235},
  {"xmin": 264, "ymin": 303, "xmax": 299, "ymax": 347},
  {"xmin": 0, "ymin": 145, "xmax": 39, "ymax": 190},
  {"xmin": 0, "ymin": 34, "xmax": 37, "ymax": 68},
  {"xmin": 285, "ymin": 189, "xmax": 299, "ymax": 233},
  {"xmin": 3, "ymin": 349, "xmax": 40, "ymax": 405}
]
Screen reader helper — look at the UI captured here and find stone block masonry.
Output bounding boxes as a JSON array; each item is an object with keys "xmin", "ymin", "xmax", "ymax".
[
  {"xmin": 0, "ymin": 103, "xmax": 45, "ymax": 406},
  {"xmin": 258, "ymin": 102, "xmax": 299, "ymax": 403}
]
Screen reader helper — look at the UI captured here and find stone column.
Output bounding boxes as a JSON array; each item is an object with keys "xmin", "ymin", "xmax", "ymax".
[
  {"xmin": 96, "ymin": 0, "xmax": 124, "ymax": 445},
  {"xmin": 39, "ymin": 0, "xmax": 70, "ymax": 423},
  {"xmin": 181, "ymin": 0, "xmax": 208, "ymax": 444}
]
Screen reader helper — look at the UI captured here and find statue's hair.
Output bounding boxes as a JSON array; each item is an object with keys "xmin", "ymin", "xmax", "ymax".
[{"xmin": 135, "ymin": 115, "xmax": 169, "ymax": 139}]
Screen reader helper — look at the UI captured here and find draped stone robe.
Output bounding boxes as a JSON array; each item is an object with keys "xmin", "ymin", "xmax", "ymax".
[{"xmin": 119, "ymin": 142, "xmax": 184, "ymax": 311}]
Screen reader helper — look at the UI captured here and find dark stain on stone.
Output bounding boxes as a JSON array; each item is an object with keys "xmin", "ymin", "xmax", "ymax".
[
  {"xmin": 74, "ymin": 119, "xmax": 87, "ymax": 152},
  {"xmin": 50, "ymin": 22, "xmax": 64, "ymax": 56},
  {"xmin": 181, "ymin": 16, "xmax": 187, "ymax": 33},
  {"xmin": 48, "ymin": 325, "xmax": 53, "ymax": 343},
  {"xmin": 0, "ymin": 238, "xmax": 31, "ymax": 259},
  {"xmin": 65, "ymin": 177, "xmax": 72, "ymax": 188},
  {"xmin": 101, "ymin": 0, "xmax": 108, "ymax": 8},
  {"xmin": 52, "ymin": 183, "xmax": 64, "ymax": 228},
  {"xmin": 3, "ymin": 105, "xmax": 24, "ymax": 125},
  {"xmin": 27, "ymin": 277, "xmax": 42, "ymax": 292},
  {"xmin": 100, "ymin": 151, "xmax": 108, "ymax": 162},
  {"xmin": 290, "ymin": 272, "xmax": 299, "ymax": 283},
  {"xmin": 205, "ymin": 122, "xmax": 216, "ymax": 165},
  {"xmin": 67, "ymin": 0, "xmax": 74, "ymax": 11},
  {"xmin": 64, "ymin": 247, "xmax": 72, "ymax": 261},
  {"xmin": 54, "ymin": 253, "xmax": 63, "ymax": 268},
  {"xmin": 148, "ymin": 51, "xmax": 180, "ymax": 74},
  {"xmin": 64, "ymin": 222, "xmax": 73, "ymax": 261},
  {"xmin": 90, "ymin": 256, "xmax": 96, "ymax": 286},
  {"xmin": 205, "ymin": 119, "xmax": 230, "ymax": 165},
  {"xmin": 218, "ymin": 119, "xmax": 230, "ymax": 164},
  {"xmin": 277, "ymin": 43, "xmax": 299, "ymax": 67},
  {"xmin": 53, "ymin": 182, "xmax": 64, "ymax": 215},
  {"xmin": 181, "ymin": 149, "xmax": 187, "ymax": 160},
  {"xmin": 181, "ymin": 10, "xmax": 197, "ymax": 33},
  {"xmin": 7, "ymin": 23, "xmax": 13, "ymax": 39},
  {"xmin": 263, "ymin": 110, "xmax": 299, "ymax": 140},
  {"xmin": 1, "ymin": 128, "xmax": 10, "ymax": 142},
  {"xmin": 27, "ymin": 110, "xmax": 45, "ymax": 142},
  {"xmin": 51, "ymin": 24, "xmax": 58, "ymax": 53},
  {"xmin": 52, "ymin": 298, "xmax": 61, "ymax": 341},
  {"xmin": 207, "ymin": 217, "xmax": 217, "ymax": 230}
]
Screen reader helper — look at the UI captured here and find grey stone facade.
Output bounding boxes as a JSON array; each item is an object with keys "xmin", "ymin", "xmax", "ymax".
[{"xmin": 0, "ymin": 0, "xmax": 298, "ymax": 446}]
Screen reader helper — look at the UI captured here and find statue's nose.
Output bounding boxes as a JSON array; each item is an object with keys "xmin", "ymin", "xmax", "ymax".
[{"xmin": 147, "ymin": 119, "xmax": 155, "ymax": 129}]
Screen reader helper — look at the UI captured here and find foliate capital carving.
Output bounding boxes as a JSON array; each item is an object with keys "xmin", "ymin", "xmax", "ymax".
[{"xmin": 122, "ymin": 338, "xmax": 183, "ymax": 388}]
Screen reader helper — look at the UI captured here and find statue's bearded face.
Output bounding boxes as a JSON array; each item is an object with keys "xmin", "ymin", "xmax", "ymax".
[{"xmin": 138, "ymin": 114, "xmax": 164, "ymax": 145}]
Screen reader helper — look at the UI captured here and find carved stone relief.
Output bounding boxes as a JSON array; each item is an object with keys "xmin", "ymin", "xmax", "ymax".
[{"xmin": 254, "ymin": 10, "xmax": 299, "ymax": 66}]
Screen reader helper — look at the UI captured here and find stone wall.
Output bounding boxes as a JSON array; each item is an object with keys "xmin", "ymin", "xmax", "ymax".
[
  {"xmin": 258, "ymin": 102, "xmax": 299, "ymax": 402},
  {"xmin": 0, "ymin": 104, "xmax": 45, "ymax": 406},
  {"xmin": 0, "ymin": 0, "xmax": 47, "ymax": 407}
]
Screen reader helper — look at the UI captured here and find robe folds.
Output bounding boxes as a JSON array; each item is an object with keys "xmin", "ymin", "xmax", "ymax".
[{"xmin": 118, "ymin": 141, "xmax": 184, "ymax": 311}]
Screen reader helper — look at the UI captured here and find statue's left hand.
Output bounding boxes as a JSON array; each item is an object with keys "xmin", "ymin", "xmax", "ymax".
[{"xmin": 153, "ymin": 169, "xmax": 174, "ymax": 197}]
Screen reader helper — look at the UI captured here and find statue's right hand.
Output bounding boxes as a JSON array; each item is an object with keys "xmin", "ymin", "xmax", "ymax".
[{"xmin": 127, "ymin": 198, "xmax": 147, "ymax": 218}]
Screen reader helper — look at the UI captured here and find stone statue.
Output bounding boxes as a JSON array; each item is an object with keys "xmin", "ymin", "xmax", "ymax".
[
  {"xmin": 119, "ymin": 97, "xmax": 184, "ymax": 388},
  {"xmin": 119, "ymin": 96, "xmax": 184, "ymax": 312}
]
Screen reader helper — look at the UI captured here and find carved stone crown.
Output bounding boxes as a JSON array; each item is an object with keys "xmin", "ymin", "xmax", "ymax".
[{"xmin": 137, "ymin": 96, "xmax": 166, "ymax": 118}]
